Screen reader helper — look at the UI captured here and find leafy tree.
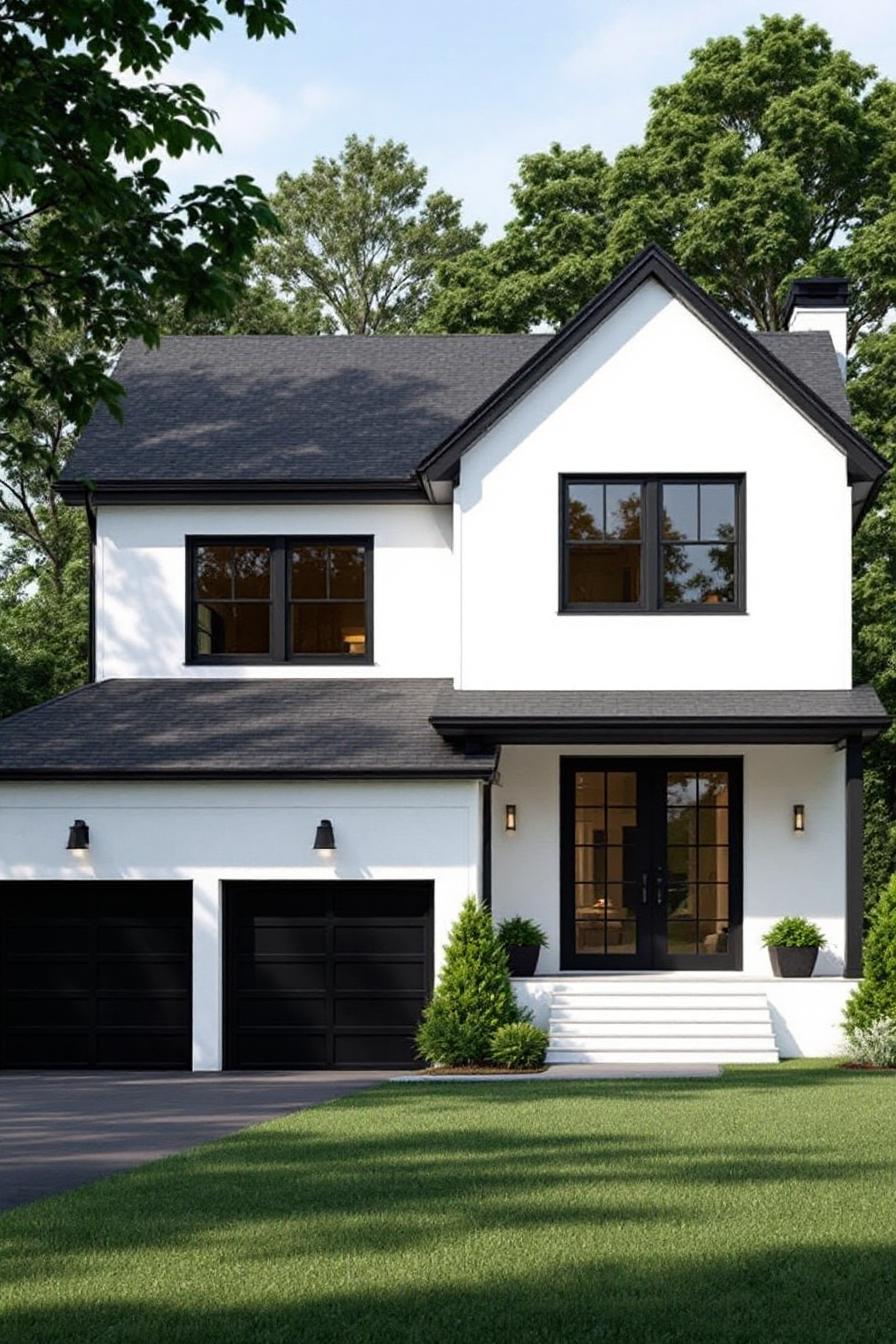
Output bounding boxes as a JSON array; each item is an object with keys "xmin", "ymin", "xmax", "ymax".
[
  {"xmin": 0, "ymin": 322, "xmax": 91, "ymax": 717},
  {"xmin": 844, "ymin": 874, "xmax": 896, "ymax": 1032},
  {"xmin": 416, "ymin": 896, "xmax": 521, "ymax": 1066},
  {"xmin": 431, "ymin": 16, "xmax": 896, "ymax": 339},
  {"xmin": 260, "ymin": 135, "xmax": 484, "ymax": 333},
  {"xmin": 424, "ymin": 143, "xmax": 611, "ymax": 333},
  {"xmin": 0, "ymin": 0, "xmax": 293, "ymax": 459},
  {"xmin": 849, "ymin": 330, "xmax": 896, "ymax": 907},
  {"xmin": 158, "ymin": 268, "xmax": 328, "ymax": 335}
]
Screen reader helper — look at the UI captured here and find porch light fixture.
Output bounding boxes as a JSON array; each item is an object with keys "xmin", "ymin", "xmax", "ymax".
[
  {"xmin": 504, "ymin": 804, "xmax": 518, "ymax": 833},
  {"xmin": 793, "ymin": 804, "xmax": 806, "ymax": 834},
  {"xmin": 313, "ymin": 818, "xmax": 336, "ymax": 853},
  {"xmin": 66, "ymin": 819, "xmax": 90, "ymax": 852}
]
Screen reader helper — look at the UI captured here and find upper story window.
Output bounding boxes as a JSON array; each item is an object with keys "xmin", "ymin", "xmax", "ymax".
[
  {"xmin": 561, "ymin": 476, "xmax": 743, "ymax": 613},
  {"xmin": 189, "ymin": 536, "xmax": 373, "ymax": 663}
]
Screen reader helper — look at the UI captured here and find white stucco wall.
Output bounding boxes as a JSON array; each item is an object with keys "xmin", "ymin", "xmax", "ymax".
[
  {"xmin": 0, "ymin": 779, "xmax": 482, "ymax": 1070},
  {"xmin": 490, "ymin": 744, "xmax": 847, "ymax": 976},
  {"xmin": 455, "ymin": 279, "xmax": 853, "ymax": 689},
  {"xmin": 95, "ymin": 502, "xmax": 456, "ymax": 680}
]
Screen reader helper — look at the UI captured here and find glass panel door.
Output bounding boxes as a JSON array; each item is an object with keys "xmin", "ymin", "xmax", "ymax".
[
  {"xmin": 561, "ymin": 758, "xmax": 741, "ymax": 971},
  {"xmin": 662, "ymin": 768, "xmax": 732, "ymax": 963},
  {"xmin": 565, "ymin": 766, "xmax": 652, "ymax": 968}
]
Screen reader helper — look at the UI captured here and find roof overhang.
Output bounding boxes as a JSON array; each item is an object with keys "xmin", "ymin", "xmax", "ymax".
[
  {"xmin": 416, "ymin": 245, "xmax": 888, "ymax": 530},
  {"xmin": 55, "ymin": 478, "xmax": 427, "ymax": 506},
  {"xmin": 431, "ymin": 687, "xmax": 889, "ymax": 750}
]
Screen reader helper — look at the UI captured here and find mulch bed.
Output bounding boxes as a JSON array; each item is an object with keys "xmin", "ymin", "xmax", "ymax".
[
  {"xmin": 838, "ymin": 1063, "xmax": 896, "ymax": 1071},
  {"xmin": 421, "ymin": 1065, "xmax": 549, "ymax": 1075}
]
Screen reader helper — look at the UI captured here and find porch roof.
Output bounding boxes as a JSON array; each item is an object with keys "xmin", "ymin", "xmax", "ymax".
[{"xmin": 430, "ymin": 686, "xmax": 889, "ymax": 747}]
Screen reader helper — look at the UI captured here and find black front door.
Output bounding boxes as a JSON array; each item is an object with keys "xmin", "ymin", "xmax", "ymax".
[{"xmin": 560, "ymin": 758, "xmax": 742, "ymax": 970}]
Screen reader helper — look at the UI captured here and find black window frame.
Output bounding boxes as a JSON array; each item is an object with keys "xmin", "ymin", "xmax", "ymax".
[
  {"xmin": 186, "ymin": 535, "xmax": 374, "ymax": 665},
  {"xmin": 559, "ymin": 475, "xmax": 745, "ymax": 615}
]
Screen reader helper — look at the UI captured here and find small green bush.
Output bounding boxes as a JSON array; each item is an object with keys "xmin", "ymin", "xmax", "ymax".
[
  {"xmin": 761, "ymin": 916, "xmax": 827, "ymax": 948},
  {"xmin": 496, "ymin": 916, "xmax": 548, "ymax": 949},
  {"xmin": 416, "ymin": 896, "xmax": 521, "ymax": 1067},
  {"xmin": 844, "ymin": 875, "xmax": 896, "ymax": 1033},
  {"xmin": 844, "ymin": 1018, "xmax": 896, "ymax": 1068},
  {"xmin": 489, "ymin": 1022, "xmax": 549, "ymax": 1069}
]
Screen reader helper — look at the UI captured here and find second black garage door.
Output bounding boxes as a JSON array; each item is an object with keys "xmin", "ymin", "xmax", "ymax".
[{"xmin": 225, "ymin": 881, "xmax": 433, "ymax": 1069}]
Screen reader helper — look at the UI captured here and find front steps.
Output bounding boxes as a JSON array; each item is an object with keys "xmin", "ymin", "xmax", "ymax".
[{"xmin": 545, "ymin": 977, "xmax": 780, "ymax": 1064}]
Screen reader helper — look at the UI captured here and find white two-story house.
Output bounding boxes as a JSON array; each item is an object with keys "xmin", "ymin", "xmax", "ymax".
[{"xmin": 0, "ymin": 247, "xmax": 888, "ymax": 1071}]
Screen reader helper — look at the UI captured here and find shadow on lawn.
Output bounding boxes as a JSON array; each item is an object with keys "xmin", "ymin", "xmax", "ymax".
[
  {"xmin": 0, "ymin": 1066, "xmax": 891, "ymax": 1343},
  {"xmin": 0, "ymin": 1240, "xmax": 892, "ymax": 1344}
]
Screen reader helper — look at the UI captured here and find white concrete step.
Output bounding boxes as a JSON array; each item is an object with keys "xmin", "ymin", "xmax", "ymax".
[
  {"xmin": 546, "ymin": 1048, "xmax": 780, "ymax": 1065},
  {"xmin": 548, "ymin": 1032, "xmax": 775, "ymax": 1051},
  {"xmin": 550, "ymin": 979, "xmax": 770, "ymax": 995},
  {"xmin": 552, "ymin": 994, "xmax": 769, "ymax": 1011},
  {"xmin": 549, "ymin": 1020, "xmax": 775, "ymax": 1040},
  {"xmin": 550, "ymin": 1007, "xmax": 771, "ymax": 1024}
]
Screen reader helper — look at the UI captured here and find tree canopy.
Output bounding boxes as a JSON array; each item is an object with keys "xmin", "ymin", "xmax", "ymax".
[
  {"xmin": 431, "ymin": 15, "xmax": 896, "ymax": 341},
  {"xmin": 259, "ymin": 135, "xmax": 484, "ymax": 334},
  {"xmin": 0, "ymin": 0, "xmax": 293, "ymax": 459}
]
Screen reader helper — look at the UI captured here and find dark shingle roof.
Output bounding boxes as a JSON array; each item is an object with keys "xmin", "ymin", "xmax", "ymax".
[
  {"xmin": 59, "ymin": 334, "xmax": 550, "ymax": 485},
  {"xmin": 753, "ymin": 332, "xmax": 851, "ymax": 423},
  {"xmin": 58, "ymin": 323, "xmax": 852, "ymax": 490},
  {"xmin": 0, "ymin": 679, "xmax": 496, "ymax": 779},
  {"xmin": 431, "ymin": 686, "xmax": 888, "ymax": 744}
]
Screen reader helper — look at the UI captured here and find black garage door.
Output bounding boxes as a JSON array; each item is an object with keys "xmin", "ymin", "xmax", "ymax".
[
  {"xmin": 0, "ymin": 882, "xmax": 192, "ymax": 1069},
  {"xmin": 225, "ymin": 881, "xmax": 433, "ymax": 1069}
]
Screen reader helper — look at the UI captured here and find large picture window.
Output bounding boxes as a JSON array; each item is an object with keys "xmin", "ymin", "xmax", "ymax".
[
  {"xmin": 188, "ymin": 536, "xmax": 373, "ymax": 662},
  {"xmin": 561, "ymin": 476, "xmax": 744, "ymax": 613}
]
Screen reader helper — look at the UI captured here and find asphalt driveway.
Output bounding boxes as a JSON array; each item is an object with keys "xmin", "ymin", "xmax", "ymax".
[{"xmin": 0, "ymin": 1070, "xmax": 392, "ymax": 1211}]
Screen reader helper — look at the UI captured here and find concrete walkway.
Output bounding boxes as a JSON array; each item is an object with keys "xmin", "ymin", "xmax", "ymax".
[
  {"xmin": 392, "ymin": 1064, "xmax": 722, "ymax": 1081},
  {"xmin": 0, "ymin": 1070, "xmax": 392, "ymax": 1211}
]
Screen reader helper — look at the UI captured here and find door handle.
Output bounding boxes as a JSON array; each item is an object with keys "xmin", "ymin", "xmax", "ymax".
[
  {"xmin": 640, "ymin": 872, "xmax": 649, "ymax": 904},
  {"xmin": 655, "ymin": 868, "xmax": 666, "ymax": 905}
]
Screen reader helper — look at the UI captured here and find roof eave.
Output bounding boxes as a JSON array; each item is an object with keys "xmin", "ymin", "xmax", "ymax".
[{"xmin": 416, "ymin": 244, "xmax": 889, "ymax": 511}]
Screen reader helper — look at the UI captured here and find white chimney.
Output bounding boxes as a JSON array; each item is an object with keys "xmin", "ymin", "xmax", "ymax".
[{"xmin": 783, "ymin": 277, "xmax": 849, "ymax": 381}]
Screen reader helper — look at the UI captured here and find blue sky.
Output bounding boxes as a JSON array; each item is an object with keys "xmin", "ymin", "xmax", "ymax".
[{"xmin": 165, "ymin": 0, "xmax": 896, "ymax": 236}]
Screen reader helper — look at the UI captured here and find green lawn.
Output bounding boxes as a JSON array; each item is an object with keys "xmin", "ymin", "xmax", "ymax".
[{"xmin": 1, "ymin": 1063, "xmax": 895, "ymax": 1343}]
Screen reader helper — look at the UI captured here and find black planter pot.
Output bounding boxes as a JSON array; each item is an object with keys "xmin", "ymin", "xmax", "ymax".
[
  {"xmin": 768, "ymin": 945, "xmax": 819, "ymax": 978},
  {"xmin": 506, "ymin": 944, "xmax": 541, "ymax": 977}
]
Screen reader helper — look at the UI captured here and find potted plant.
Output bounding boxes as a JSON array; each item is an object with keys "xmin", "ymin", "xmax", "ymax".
[
  {"xmin": 762, "ymin": 916, "xmax": 826, "ymax": 977},
  {"xmin": 496, "ymin": 916, "xmax": 548, "ymax": 977}
]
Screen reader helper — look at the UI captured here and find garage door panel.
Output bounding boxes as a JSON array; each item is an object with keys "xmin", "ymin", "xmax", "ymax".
[
  {"xmin": 3, "ymin": 1032, "xmax": 93, "ymax": 1067},
  {"xmin": 235, "ymin": 960, "xmax": 328, "ymax": 993},
  {"xmin": 4, "ymin": 924, "xmax": 91, "ymax": 955},
  {"xmin": 236, "ymin": 996, "xmax": 328, "ymax": 1028},
  {"xmin": 332, "ymin": 1034, "xmax": 418, "ymax": 1067},
  {"xmin": 334, "ymin": 997, "xmax": 424, "ymax": 1029},
  {"xmin": 4, "ymin": 961, "xmax": 93, "ymax": 994},
  {"xmin": 4, "ymin": 995, "xmax": 93, "ymax": 1028},
  {"xmin": 97, "ymin": 960, "xmax": 189, "ymax": 995},
  {"xmin": 225, "ymin": 881, "xmax": 433, "ymax": 1069},
  {"xmin": 236, "ymin": 1032, "xmax": 329, "ymax": 1067},
  {"xmin": 332, "ymin": 924, "xmax": 425, "ymax": 955},
  {"xmin": 95, "ymin": 997, "xmax": 191, "ymax": 1029},
  {"xmin": 1, "ymin": 882, "xmax": 191, "ymax": 1070},
  {"xmin": 240, "ymin": 924, "xmax": 327, "ymax": 956},
  {"xmin": 97, "ymin": 923, "xmax": 190, "ymax": 956},
  {"xmin": 334, "ymin": 960, "xmax": 426, "ymax": 993}
]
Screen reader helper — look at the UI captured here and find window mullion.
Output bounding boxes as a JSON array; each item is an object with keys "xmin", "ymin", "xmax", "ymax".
[
  {"xmin": 644, "ymin": 481, "xmax": 659, "ymax": 610},
  {"xmin": 272, "ymin": 538, "xmax": 287, "ymax": 661}
]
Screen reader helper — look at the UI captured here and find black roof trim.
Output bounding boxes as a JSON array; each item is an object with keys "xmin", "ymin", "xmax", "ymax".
[
  {"xmin": 55, "ymin": 478, "xmax": 427, "ymax": 506},
  {"xmin": 418, "ymin": 245, "xmax": 887, "ymax": 503}
]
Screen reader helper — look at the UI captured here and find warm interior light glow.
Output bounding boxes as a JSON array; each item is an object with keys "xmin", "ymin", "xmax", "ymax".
[
  {"xmin": 793, "ymin": 804, "xmax": 806, "ymax": 833},
  {"xmin": 505, "ymin": 804, "xmax": 517, "ymax": 832}
]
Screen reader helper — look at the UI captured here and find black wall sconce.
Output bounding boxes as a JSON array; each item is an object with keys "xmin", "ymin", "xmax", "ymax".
[
  {"xmin": 313, "ymin": 818, "xmax": 336, "ymax": 852},
  {"xmin": 504, "ymin": 804, "xmax": 517, "ymax": 833},
  {"xmin": 66, "ymin": 819, "xmax": 90, "ymax": 851},
  {"xmin": 793, "ymin": 804, "xmax": 806, "ymax": 834}
]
